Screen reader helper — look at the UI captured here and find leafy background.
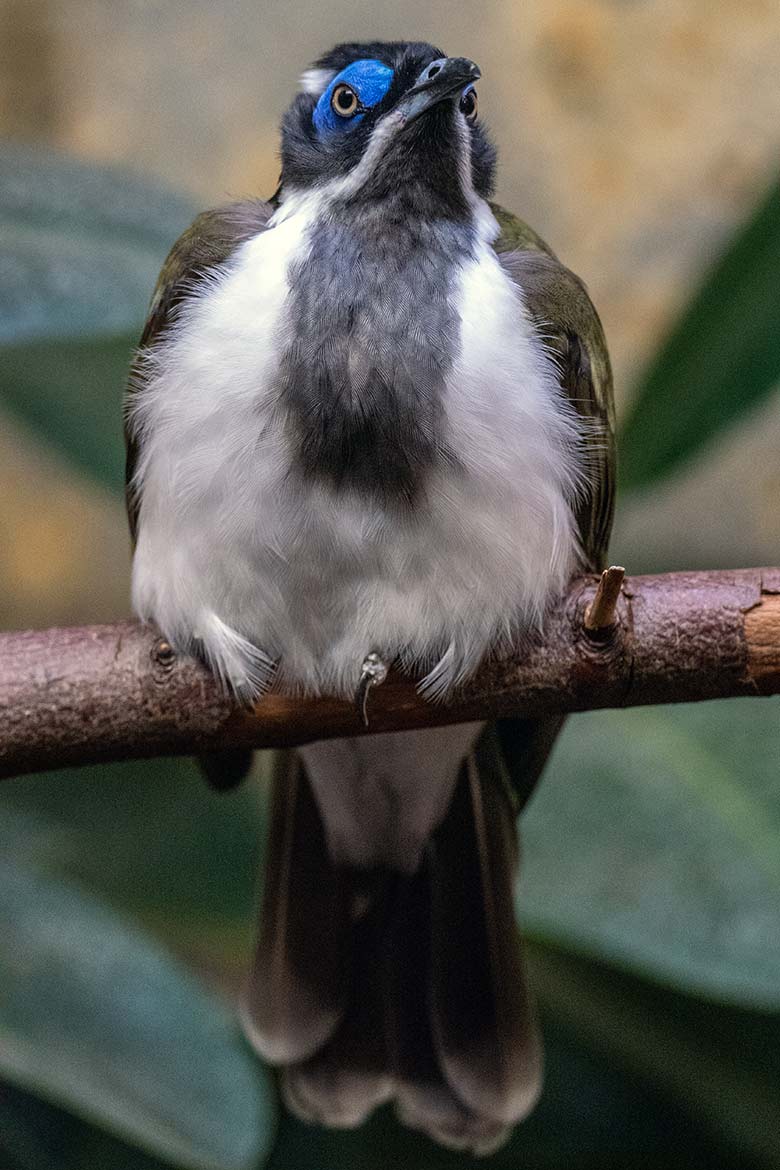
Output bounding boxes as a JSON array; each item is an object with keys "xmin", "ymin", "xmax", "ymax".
[{"xmin": 1, "ymin": 2, "xmax": 779, "ymax": 1168}]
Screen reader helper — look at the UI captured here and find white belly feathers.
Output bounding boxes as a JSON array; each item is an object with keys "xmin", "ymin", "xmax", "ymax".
[{"xmin": 129, "ymin": 195, "xmax": 584, "ymax": 700}]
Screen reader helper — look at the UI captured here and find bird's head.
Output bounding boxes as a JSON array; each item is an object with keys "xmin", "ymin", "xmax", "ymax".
[{"xmin": 278, "ymin": 40, "xmax": 496, "ymax": 216}]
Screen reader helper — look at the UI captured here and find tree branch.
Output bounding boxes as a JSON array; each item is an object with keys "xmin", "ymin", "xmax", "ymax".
[{"xmin": 1, "ymin": 568, "xmax": 779, "ymax": 781}]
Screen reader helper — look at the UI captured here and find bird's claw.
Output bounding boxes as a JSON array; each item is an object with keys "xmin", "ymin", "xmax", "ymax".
[{"xmin": 355, "ymin": 651, "xmax": 389, "ymax": 728}]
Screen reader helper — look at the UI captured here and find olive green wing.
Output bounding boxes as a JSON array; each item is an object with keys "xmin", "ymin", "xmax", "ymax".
[
  {"xmin": 124, "ymin": 199, "xmax": 274, "ymax": 543},
  {"xmin": 490, "ymin": 202, "xmax": 616, "ymax": 571},
  {"xmin": 489, "ymin": 201, "xmax": 557, "ymax": 260}
]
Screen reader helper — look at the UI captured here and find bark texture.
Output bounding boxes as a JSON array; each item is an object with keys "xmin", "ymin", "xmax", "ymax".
[{"xmin": 1, "ymin": 568, "xmax": 779, "ymax": 781}]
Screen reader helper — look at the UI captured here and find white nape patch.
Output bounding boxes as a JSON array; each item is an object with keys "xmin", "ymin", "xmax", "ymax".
[
  {"xmin": 299, "ymin": 67, "xmax": 336, "ymax": 96},
  {"xmin": 130, "ymin": 194, "xmax": 584, "ymax": 702}
]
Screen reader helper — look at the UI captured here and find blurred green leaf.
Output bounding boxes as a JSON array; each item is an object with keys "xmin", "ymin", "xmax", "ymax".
[
  {"xmin": 0, "ymin": 1080, "xmax": 184, "ymax": 1170},
  {"xmin": 0, "ymin": 332, "xmax": 135, "ymax": 492},
  {"xmin": 0, "ymin": 849, "xmax": 275, "ymax": 1170},
  {"xmin": 0, "ymin": 755, "xmax": 268, "ymax": 959},
  {"xmin": 0, "ymin": 143, "xmax": 196, "ymax": 490},
  {"xmin": 519, "ymin": 698, "xmax": 780, "ymax": 1007},
  {"xmin": 530, "ymin": 944, "xmax": 780, "ymax": 1169},
  {"xmin": 620, "ymin": 175, "xmax": 780, "ymax": 490},
  {"xmin": 0, "ymin": 1081, "xmax": 71, "ymax": 1170},
  {"xmin": 0, "ymin": 143, "xmax": 195, "ymax": 345}
]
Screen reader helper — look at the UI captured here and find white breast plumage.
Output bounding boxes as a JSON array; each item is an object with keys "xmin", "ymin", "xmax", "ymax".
[{"xmin": 129, "ymin": 195, "xmax": 583, "ymax": 700}]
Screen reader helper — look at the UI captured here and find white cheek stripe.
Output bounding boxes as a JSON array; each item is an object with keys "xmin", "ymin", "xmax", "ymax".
[{"xmin": 280, "ymin": 111, "xmax": 406, "ymax": 207}]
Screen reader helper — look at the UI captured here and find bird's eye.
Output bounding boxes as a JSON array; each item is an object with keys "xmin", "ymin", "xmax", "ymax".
[
  {"xmin": 460, "ymin": 86, "xmax": 478, "ymax": 124},
  {"xmin": 331, "ymin": 83, "xmax": 360, "ymax": 118}
]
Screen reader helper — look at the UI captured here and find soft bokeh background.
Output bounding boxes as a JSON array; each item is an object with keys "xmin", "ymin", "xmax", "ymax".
[
  {"xmin": 1, "ymin": 3, "xmax": 779, "ymax": 1169},
  {"xmin": 2, "ymin": 0, "xmax": 780, "ymax": 622}
]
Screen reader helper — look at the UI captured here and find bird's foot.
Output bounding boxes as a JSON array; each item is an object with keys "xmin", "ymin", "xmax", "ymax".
[{"xmin": 355, "ymin": 651, "xmax": 389, "ymax": 728}]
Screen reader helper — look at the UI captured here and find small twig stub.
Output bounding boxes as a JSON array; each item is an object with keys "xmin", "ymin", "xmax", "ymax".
[{"xmin": 584, "ymin": 566, "xmax": 626, "ymax": 634}]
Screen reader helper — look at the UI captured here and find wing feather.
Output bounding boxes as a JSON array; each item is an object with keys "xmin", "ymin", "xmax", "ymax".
[
  {"xmin": 490, "ymin": 202, "xmax": 616, "ymax": 571},
  {"xmin": 244, "ymin": 752, "xmax": 351, "ymax": 1063},
  {"xmin": 429, "ymin": 734, "xmax": 543, "ymax": 1130}
]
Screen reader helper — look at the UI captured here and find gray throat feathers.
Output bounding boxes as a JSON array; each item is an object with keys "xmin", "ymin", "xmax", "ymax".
[{"xmin": 277, "ymin": 201, "xmax": 476, "ymax": 505}]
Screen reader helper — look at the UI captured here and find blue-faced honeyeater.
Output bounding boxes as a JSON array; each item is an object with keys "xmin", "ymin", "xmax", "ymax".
[{"xmin": 124, "ymin": 40, "xmax": 615, "ymax": 1154}]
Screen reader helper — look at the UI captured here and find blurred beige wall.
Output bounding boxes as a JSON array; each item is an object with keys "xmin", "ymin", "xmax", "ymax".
[{"xmin": 1, "ymin": 0, "xmax": 780, "ymax": 627}]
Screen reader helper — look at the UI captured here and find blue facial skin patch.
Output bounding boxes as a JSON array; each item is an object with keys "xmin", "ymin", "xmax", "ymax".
[{"xmin": 313, "ymin": 59, "xmax": 394, "ymax": 135}]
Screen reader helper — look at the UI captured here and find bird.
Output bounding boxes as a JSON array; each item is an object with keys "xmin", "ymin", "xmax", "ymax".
[{"xmin": 124, "ymin": 40, "xmax": 615, "ymax": 1155}]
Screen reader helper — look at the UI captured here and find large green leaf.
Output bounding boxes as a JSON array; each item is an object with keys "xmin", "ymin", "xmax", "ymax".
[
  {"xmin": 0, "ymin": 1080, "xmax": 182, "ymax": 1170},
  {"xmin": 0, "ymin": 144, "xmax": 196, "ymax": 490},
  {"xmin": 0, "ymin": 143, "xmax": 194, "ymax": 344},
  {"xmin": 530, "ymin": 945, "xmax": 780, "ymax": 1169},
  {"xmin": 0, "ymin": 1082, "xmax": 72, "ymax": 1170},
  {"xmin": 0, "ymin": 332, "xmax": 136, "ymax": 492},
  {"xmin": 520, "ymin": 698, "xmax": 780, "ymax": 1007},
  {"xmin": 0, "ymin": 837, "xmax": 274, "ymax": 1170},
  {"xmin": 619, "ymin": 175, "xmax": 780, "ymax": 490},
  {"xmin": 0, "ymin": 755, "xmax": 268, "ymax": 957}
]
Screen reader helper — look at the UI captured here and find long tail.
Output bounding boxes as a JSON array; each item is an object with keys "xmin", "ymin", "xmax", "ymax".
[{"xmin": 243, "ymin": 722, "xmax": 554, "ymax": 1155}]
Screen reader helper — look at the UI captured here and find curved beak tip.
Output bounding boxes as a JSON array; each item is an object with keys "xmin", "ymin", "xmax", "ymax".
[{"xmin": 399, "ymin": 57, "xmax": 483, "ymax": 125}]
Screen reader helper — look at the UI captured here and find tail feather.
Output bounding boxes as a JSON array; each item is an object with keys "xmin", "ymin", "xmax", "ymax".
[
  {"xmin": 388, "ymin": 865, "xmax": 512, "ymax": 1155},
  {"xmin": 243, "ymin": 722, "xmax": 553, "ymax": 1154},
  {"xmin": 430, "ymin": 752, "xmax": 542, "ymax": 1125},
  {"xmin": 244, "ymin": 752, "xmax": 350, "ymax": 1063},
  {"xmin": 395, "ymin": 1087, "xmax": 509, "ymax": 1156},
  {"xmin": 282, "ymin": 888, "xmax": 393, "ymax": 1127}
]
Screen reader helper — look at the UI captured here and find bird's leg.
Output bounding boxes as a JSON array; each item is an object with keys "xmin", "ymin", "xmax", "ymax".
[{"xmin": 355, "ymin": 651, "xmax": 390, "ymax": 728}]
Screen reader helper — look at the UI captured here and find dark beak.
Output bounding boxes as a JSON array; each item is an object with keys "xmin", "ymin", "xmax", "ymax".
[{"xmin": 396, "ymin": 57, "xmax": 481, "ymax": 126}]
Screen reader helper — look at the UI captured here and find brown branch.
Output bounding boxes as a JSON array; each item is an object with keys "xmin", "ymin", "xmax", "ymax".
[{"xmin": 1, "ymin": 568, "xmax": 779, "ymax": 781}]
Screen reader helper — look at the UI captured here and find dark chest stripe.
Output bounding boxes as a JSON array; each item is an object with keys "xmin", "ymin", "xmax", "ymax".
[{"xmin": 276, "ymin": 208, "xmax": 474, "ymax": 502}]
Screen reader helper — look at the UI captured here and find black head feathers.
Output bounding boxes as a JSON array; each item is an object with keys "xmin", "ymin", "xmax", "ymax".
[{"xmin": 279, "ymin": 39, "xmax": 496, "ymax": 205}]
